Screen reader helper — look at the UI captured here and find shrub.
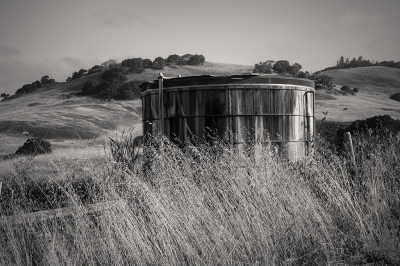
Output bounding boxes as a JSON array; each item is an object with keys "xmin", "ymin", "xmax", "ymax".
[
  {"xmin": 315, "ymin": 75, "xmax": 334, "ymax": 91},
  {"xmin": 97, "ymin": 80, "xmax": 143, "ymax": 100},
  {"xmin": 353, "ymin": 88, "xmax": 359, "ymax": 93},
  {"xmin": 142, "ymin": 58, "xmax": 153, "ymax": 68},
  {"xmin": 121, "ymin": 58, "xmax": 145, "ymax": 74},
  {"xmin": 102, "ymin": 67, "xmax": 128, "ymax": 82},
  {"xmin": 340, "ymin": 85, "xmax": 355, "ymax": 95},
  {"xmin": 81, "ymin": 79, "xmax": 100, "ymax": 96},
  {"xmin": 15, "ymin": 138, "xmax": 52, "ymax": 156}
]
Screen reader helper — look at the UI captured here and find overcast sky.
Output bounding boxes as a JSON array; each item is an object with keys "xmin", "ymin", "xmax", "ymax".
[{"xmin": 0, "ymin": 0, "xmax": 399, "ymax": 95}]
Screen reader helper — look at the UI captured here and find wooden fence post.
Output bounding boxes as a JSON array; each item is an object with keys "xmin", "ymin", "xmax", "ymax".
[{"xmin": 344, "ymin": 132, "xmax": 356, "ymax": 168}]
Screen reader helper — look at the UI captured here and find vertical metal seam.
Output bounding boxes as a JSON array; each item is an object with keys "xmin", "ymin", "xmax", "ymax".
[{"xmin": 158, "ymin": 74, "xmax": 164, "ymax": 135}]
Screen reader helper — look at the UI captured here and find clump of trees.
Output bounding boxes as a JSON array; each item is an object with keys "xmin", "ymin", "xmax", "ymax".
[
  {"xmin": 14, "ymin": 75, "xmax": 56, "ymax": 95},
  {"xmin": 340, "ymin": 85, "xmax": 355, "ymax": 95},
  {"xmin": 81, "ymin": 79, "xmax": 143, "ymax": 100},
  {"xmin": 80, "ymin": 66, "xmax": 143, "ymax": 100},
  {"xmin": 1, "ymin": 93, "xmax": 10, "ymax": 99},
  {"xmin": 314, "ymin": 75, "xmax": 334, "ymax": 91},
  {"xmin": 101, "ymin": 67, "xmax": 129, "ymax": 82},
  {"xmin": 66, "ymin": 59, "xmax": 119, "ymax": 82},
  {"xmin": 67, "ymin": 54, "xmax": 206, "ymax": 83},
  {"xmin": 253, "ymin": 60, "xmax": 275, "ymax": 74},
  {"xmin": 252, "ymin": 60, "xmax": 305, "ymax": 77},
  {"xmin": 40, "ymin": 75, "xmax": 55, "ymax": 85},
  {"xmin": 81, "ymin": 79, "xmax": 100, "ymax": 96}
]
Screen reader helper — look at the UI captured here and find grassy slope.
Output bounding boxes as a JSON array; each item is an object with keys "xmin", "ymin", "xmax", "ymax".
[
  {"xmin": 1, "ymin": 63, "xmax": 400, "ymax": 155},
  {"xmin": 315, "ymin": 66, "xmax": 400, "ymax": 122},
  {"xmin": 0, "ymin": 62, "xmax": 252, "ymax": 155},
  {"xmin": 0, "ymin": 74, "xmax": 141, "ymax": 155}
]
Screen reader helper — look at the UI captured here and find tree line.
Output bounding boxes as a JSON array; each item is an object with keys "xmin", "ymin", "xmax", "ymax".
[
  {"xmin": 253, "ymin": 60, "xmax": 310, "ymax": 79},
  {"xmin": 252, "ymin": 60, "xmax": 336, "ymax": 91},
  {"xmin": 66, "ymin": 54, "xmax": 205, "ymax": 82},
  {"xmin": 0, "ymin": 75, "xmax": 57, "ymax": 99},
  {"xmin": 325, "ymin": 55, "xmax": 400, "ymax": 71},
  {"xmin": 75, "ymin": 54, "xmax": 205, "ymax": 100}
]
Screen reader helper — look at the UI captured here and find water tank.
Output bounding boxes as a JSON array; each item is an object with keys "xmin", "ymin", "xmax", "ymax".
[{"xmin": 141, "ymin": 74, "xmax": 315, "ymax": 161}]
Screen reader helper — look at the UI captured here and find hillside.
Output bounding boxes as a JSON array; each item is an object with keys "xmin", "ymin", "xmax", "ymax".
[
  {"xmin": 315, "ymin": 66, "xmax": 400, "ymax": 122},
  {"xmin": 1, "ymin": 63, "xmax": 400, "ymax": 156},
  {"xmin": 0, "ymin": 62, "xmax": 252, "ymax": 156},
  {"xmin": 321, "ymin": 66, "xmax": 400, "ymax": 96}
]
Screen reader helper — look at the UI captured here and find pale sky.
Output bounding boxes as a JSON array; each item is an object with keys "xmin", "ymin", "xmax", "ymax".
[{"xmin": 0, "ymin": 0, "xmax": 399, "ymax": 95}]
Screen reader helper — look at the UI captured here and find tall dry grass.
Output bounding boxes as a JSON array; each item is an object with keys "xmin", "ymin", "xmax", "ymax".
[{"xmin": 0, "ymin": 130, "xmax": 399, "ymax": 265}]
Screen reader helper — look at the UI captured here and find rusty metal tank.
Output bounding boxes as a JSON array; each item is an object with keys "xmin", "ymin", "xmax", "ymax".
[{"xmin": 140, "ymin": 74, "xmax": 315, "ymax": 161}]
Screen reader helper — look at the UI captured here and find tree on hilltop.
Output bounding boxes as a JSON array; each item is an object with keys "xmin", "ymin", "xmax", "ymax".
[
  {"xmin": 121, "ymin": 58, "xmax": 145, "ymax": 74},
  {"xmin": 78, "ymin": 69, "xmax": 87, "ymax": 77},
  {"xmin": 338, "ymin": 55, "xmax": 345, "ymax": 68},
  {"xmin": 1, "ymin": 93, "xmax": 10, "ymax": 98},
  {"xmin": 101, "ymin": 59, "xmax": 119, "ymax": 69},
  {"xmin": 297, "ymin": 71, "xmax": 310, "ymax": 79},
  {"xmin": 33, "ymin": 80, "xmax": 41, "ymax": 88},
  {"xmin": 101, "ymin": 67, "xmax": 128, "ymax": 82},
  {"xmin": 142, "ymin": 58, "xmax": 153, "ymax": 68},
  {"xmin": 181, "ymin": 54, "xmax": 193, "ymax": 61},
  {"xmin": 253, "ymin": 60, "xmax": 275, "ymax": 74},
  {"xmin": 41, "ymin": 75, "xmax": 50, "ymax": 85},
  {"xmin": 40, "ymin": 75, "xmax": 55, "ymax": 85},
  {"xmin": 152, "ymin": 57, "xmax": 166, "ymax": 70},
  {"xmin": 290, "ymin": 63, "xmax": 302, "ymax": 77},
  {"xmin": 315, "ymin": 74, "xmax": 334, "ymax": 91},
  {"xmin": 188, "ymin": 54, "xmax": 205, "ymax": 65},
  {"xmin": 166, "ymin": 54, "xmax": 181, "ymax": 65},
  {"xmin": 87, "ymin": 65, "xmax": 103, "ymax": 75},
  {"xmin": 273, "ymin": 60, "xmax": 291, "ymax": 74}
]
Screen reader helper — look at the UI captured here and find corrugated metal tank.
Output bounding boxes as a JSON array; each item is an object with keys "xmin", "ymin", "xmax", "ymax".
[{"xmin": 140, "ymin": 74, "xmax": 315, "ymax": 161}]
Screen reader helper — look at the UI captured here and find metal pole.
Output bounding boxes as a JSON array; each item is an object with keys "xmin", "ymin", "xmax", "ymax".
[
  {"xmin": 158, "ymin": 73, "xmax": 164, "ymax": 135},
  {"xmin": 304, "ymin": 90, "xmax": 314, "ymax": 156}
]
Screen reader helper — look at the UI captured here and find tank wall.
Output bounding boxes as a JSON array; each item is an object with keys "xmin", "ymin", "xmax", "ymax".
[{"xmin": 142, "ymin": 84, "xmax": 314, "ymax": 159}]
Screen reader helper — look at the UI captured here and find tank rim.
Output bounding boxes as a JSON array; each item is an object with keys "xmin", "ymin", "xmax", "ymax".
[{"xmin": 140, "ymin": 74, "xmax": 314, "ymax": 92}]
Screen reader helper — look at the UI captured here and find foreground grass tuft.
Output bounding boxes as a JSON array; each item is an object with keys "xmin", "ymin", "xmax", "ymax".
[{"xmin": 0, "ymin": 131, "xmax": 399, "ymax": 265}]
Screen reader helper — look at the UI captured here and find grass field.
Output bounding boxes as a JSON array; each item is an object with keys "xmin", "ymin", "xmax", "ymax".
[
  {"xmin": 0, "ymin": 62, "xmax": 252, "ymax": 156},
  {"xmin": 0, "ymin": 63, "xmax": 399, "ymax": 265},
  {"xmin": 0, "ymin": 131, "xmax": 399, "ymax": 265},
  {"xmin": 315, "ymin": 66, "xmax": 400, "ymax": 122}
]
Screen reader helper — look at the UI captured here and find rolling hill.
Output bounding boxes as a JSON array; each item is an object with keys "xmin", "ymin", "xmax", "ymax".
[
  {"xmin": 315, "ymin": 66, "xmax": 400, "ymax": 122},
  {"xmin": 0, "ymin": 62, "xmax": 253, "ymax": 156},
  {"xmin": 1, "ymin": 63, "xmax": 399, "ymax": 156}
]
